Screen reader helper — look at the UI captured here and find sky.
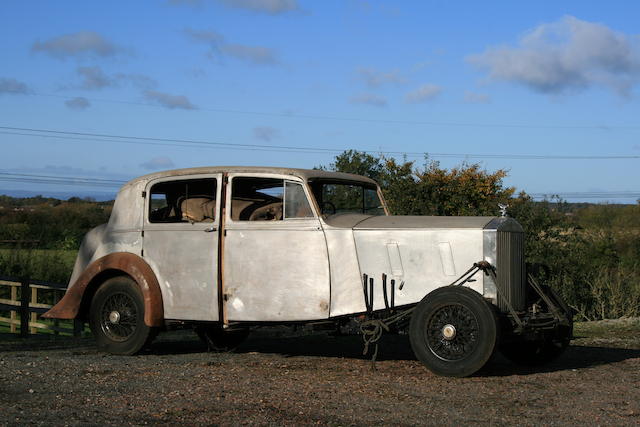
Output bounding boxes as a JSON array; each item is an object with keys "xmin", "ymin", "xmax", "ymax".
[{"xmin": 1, "ymin": 0, "xmax": 639, "ymax": 203}]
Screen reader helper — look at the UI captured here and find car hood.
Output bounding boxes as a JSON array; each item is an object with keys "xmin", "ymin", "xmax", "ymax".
[{"xmin": 323, "ymin": 214, "xmax": 496, "ymax": 230}]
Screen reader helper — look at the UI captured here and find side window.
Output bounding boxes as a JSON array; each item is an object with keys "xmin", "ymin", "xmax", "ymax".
[
  {"xmin": 231, "ymin": 177, "xmax": 284, "ymax": 221},
  {"xmin": 284, "ymin": 182, "xmax": 314, "ymax": 219},
  {"xmin": 231, "ymin": 178, "xmax": 315, "ymax": 221},
  {"xmin": 149, "ymin": 178, "xmax": 217, "ymax": 223}
]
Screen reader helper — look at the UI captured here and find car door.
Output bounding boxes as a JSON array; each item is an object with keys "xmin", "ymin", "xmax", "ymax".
[
  {"xmin": 222, "ymin": 174, "xmax": 330, "ymax": 321},
  {"xmin": 142, "ymin": 174, "xmax": 222, "ymax": 321}
]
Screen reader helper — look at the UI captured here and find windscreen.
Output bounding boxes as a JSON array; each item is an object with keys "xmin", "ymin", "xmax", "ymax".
[{"xmin": 309, "ymin": 180, "xmax": 386, "ymax": 216}]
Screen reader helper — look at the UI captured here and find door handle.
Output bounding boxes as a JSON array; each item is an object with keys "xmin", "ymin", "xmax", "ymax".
[{"xmin": 204, "ymin": 226, "xmax": 217, "ymax": 232}]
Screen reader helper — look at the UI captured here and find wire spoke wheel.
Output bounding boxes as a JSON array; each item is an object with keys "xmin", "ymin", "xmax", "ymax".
[
  {"xmin": 100, "ymin": 292, "xmax": 138, "ymax": 342},
  {"xmin": 410, "ymin": 286, "xmax": 498, "ymax": 377},
  {"xmin": 425, "ymin": 304, "xmax": 479, "ymax": 361},
  {"xmin": 89, "ymin": 276, "xmax": 155, "ymax": 355}
]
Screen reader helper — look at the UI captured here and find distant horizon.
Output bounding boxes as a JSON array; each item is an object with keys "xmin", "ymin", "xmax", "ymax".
[{"xmin": 1, "ymin": 188, "xmax": 637, "ymax": 206}]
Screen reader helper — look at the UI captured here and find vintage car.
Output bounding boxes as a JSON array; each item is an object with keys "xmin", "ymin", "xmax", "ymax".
[{"xmin": 44, "ymin": 166, "xmax": 572, "ymax": 377}]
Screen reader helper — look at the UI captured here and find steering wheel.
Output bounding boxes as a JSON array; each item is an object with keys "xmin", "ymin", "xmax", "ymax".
[{"xmin": 320, "ymin": 201, "xmax": 336, "ymax": 215}]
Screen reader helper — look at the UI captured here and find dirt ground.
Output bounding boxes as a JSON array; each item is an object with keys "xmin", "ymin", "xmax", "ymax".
[{"xmin": 1, "ymin": 319, "xmax": 640, "ymax": 426}]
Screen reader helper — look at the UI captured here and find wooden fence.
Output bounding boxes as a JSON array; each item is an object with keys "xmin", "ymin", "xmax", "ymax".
[{"xmin": 0, "ymin": 275, "xmax": 83, "ymax": 337}]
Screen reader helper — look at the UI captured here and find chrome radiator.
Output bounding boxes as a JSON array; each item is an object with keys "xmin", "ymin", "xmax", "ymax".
[
  {"xmin": 483, "ymin": 217, "xmax": 527, "ymax": 313},
  {"xmin": 496, "ymin": 230, "xmax": 526, "ymax": 312}
]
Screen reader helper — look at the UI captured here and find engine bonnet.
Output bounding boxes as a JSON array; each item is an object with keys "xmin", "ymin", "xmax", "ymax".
[{"xmin": 324, "ymin": 214, "xmax": 498, "ymax": 230}]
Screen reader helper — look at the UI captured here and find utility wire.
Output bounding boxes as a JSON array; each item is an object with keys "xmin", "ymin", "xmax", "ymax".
[
  {"xmin": 0, "ymin": 172, "xmax": 637, "ymax": 199},
  {"xmin": 1, "ymin": 126, "xmax": 639, "ymax": 160},
  {"xmin": 28, "ymin": 92, "xmax": 640, "ymax": 130},
  {"xmin": 0, "ymin": 172, "xmax": 124, "ymax": 188}
]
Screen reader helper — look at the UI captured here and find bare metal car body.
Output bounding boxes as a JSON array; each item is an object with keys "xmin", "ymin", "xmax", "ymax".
[{"xmin": 45, "ymin": 166, "xmax": 572, "ymax": 377}]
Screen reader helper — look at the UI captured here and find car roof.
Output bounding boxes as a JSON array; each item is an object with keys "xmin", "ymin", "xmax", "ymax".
[{"xmin": 124, "ymin": 166, "xmax": 379, "ymax": 187}]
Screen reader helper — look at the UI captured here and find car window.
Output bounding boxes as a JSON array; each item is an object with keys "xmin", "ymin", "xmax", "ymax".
[
  {"xmin": 309, "ymin": 179, "xmax": 385, "ymax": 216},
  {"xmin": 284, "ymin": 182, "xmax": 314, "ymax": 219},
  {"xmin": 149, "ymin": 178, "xmax": 217, "ymax": 223},
  {"xmin": 231, "ymin": 177, "xmax": 314, "ymax": 221}
]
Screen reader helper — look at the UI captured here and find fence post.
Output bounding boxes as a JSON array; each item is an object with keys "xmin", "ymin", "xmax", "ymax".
[
  {"xmin": 10, "ymin": 285, "xmax": 17, "ymax": 333},
  {"xmin": 20, "ymin": 278, "xmax": 29, "ymax": 338},
  {"xmin": 73, "ymin": 319, "xmax": 83, "ymax": 338},
  {"xmin": 30, "ymin": 286, "xmax": 38, "ymax": 334}
]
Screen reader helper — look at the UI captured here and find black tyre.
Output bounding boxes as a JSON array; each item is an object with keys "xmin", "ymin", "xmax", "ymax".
[
  {"xmin": 89, "ymin": 276, "xmax": 155, "ymax": 355},
  {"xmin": 195, "ymin": 324, "xmax": 249, "ymax": 352},
  {"xmin": 409, "ymin": 286, "xmax": 499, "ymax": 377}
]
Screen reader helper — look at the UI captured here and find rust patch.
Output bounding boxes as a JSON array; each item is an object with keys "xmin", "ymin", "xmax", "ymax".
[
  {"xmin": 320, "ymin": 300, "xmax": 329, "ymax": 312},
  {"xmin": 42, "ymin": 252, "xmax": 164, "ymax": 327}
]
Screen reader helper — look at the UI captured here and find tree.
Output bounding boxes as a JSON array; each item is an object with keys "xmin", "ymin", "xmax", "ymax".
[{"xmin": 326, "ymin": 150, "xmax": 514, "ymax": 216}]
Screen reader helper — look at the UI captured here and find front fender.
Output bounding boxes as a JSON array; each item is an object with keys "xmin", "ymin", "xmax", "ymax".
[{"xmin": 42, "ymin": 252, "xmax": 164, "ymax": 327}]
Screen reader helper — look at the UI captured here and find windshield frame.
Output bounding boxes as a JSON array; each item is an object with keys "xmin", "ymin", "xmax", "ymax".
[{"xmin": 307, "ymin": 178, "xmax": 389, "ymax": 218}]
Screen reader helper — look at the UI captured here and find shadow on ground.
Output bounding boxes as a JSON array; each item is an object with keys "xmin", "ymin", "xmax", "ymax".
[
  {"xmin": 3, "ymin": 330, "xmax": 640, "ymax": 378},
  {"xmin": 148, "ymin": 330, "xmax": 640, "ymax": 376}
]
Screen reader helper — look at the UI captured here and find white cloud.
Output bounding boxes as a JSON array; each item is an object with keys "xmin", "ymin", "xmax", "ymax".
[
  {"xmin": 143, "ymin": 90, "xmax": 196, "ymax": 110},
  {"xmin": 32, "ymin": 31, "xmax": 124, "ymax": 60},
  {"xmin": 405, "ymin": 84, "xmax": 442, "ymax": 103},
  {"xmin": 184, "ymin": 28, "xmax": 279, "ymax": 65},
  {"xmin": 217, "ymin": 0, "xmax": 298, "ymax": 14},
  {"xmin": 357, "ymin": 67, "xmax": 406, "ymax": 88},
  {"xmin": 170, "ymin": 0, "xmax": 299, "ymax": 14},
  {"xmin": 0, "ymin": 78, "xmax": 29, "ymax": 95},
  {"xmin": 463, "ymin": 91, "xmax": 490, "ymax": 104},
  {"xmin": 116, "ymin": 73, "xmax": 157, "ymax": 90},
  {"xmin": 140, "ymin": 157, "xmax": 175, "ymax": 171},
  {"xmin": 253, "ymin": 126, "xmax": 279, "ymax": 141},
  {"xmin": 349, "ymin": 93, "xmax": 387, "ymax": 107},
  {"xmin": 65, "ymin": 97, "xmax": 90, "ymax": 110},
  {"xmin": 73, "ymin": 67, "xmax": 157, "ymax": 91},
  {"xmin": 220, "ymin": 43, "xmax": 278, "ymax": 65},
  {"xmin": 184, "ymin": 28, "xmax": 224, "ymax": 44},
  {"xmin": 468, "ymin": 16, "xmax": 640, "ymax": 96},
  {"xmin": 77, "ymin": 66, "xmax": 113, "ymax": 89},
  {"xmin": 168, "ymin": 0, "xmax": 203, "ymax": 5}
]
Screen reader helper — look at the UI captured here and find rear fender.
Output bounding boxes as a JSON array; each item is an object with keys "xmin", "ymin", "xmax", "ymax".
[{"xmin": 42, "ymin": 252, "xmax": 164, "ymax": 327}]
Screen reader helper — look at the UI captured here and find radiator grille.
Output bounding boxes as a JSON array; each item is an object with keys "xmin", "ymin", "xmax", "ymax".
[{"xmin": 496, "ymin": 230, "xmax": 526, "ymax": 312}]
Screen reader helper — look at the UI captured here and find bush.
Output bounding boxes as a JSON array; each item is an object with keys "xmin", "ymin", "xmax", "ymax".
[{"xmin": 326, "ymin": 151, "xmax": 640, "ymax": 321}]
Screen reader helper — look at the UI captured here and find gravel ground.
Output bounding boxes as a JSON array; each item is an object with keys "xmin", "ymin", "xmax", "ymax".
[{"xmin": 1, "ymin": 319, "xmax": 640, "ymax": 426}]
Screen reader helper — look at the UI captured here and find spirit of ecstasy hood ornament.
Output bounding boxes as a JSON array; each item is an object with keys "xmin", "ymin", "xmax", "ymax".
[{"xmin": 498, "ymin": 203, "xmax": 508, "ymax": 217}]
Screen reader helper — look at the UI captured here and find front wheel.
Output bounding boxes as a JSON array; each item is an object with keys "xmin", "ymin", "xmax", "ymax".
[
  {"xmin": 89, "ymin": 276, "xmax": 155, "ymax": 355},
  {"xmin": 409, "ymin": 286, "xmax": 499, "ymax": 377}
]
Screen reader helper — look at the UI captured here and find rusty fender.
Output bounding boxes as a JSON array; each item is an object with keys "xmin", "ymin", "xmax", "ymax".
[{"xmin": 42, "ymin": 252, "xmax": 164, "ymax": 327}]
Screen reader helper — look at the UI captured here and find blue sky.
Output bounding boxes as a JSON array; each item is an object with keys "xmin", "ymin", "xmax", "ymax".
[{"xmin": 1, "ymin": 0, "xmax": 639, "ymax": 202}]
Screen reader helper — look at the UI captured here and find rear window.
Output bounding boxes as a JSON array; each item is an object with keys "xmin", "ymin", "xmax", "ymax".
[{"xmin": 149, "ymin": 178, "xmax": 217, "ymax": 223}]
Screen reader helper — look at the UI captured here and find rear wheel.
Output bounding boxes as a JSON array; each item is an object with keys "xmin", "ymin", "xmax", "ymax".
[
  {"xmin": 409, "ymin": 286, "xmax": 499, "ymax": 377},
  {"xmin": 89, "ymin": 276, "xmax": 155, "ymax": 355}
]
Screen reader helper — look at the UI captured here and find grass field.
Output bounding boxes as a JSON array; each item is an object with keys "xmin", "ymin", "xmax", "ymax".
[{"xmin": 0, "ymin": 248, "xmax": 76, "ymax": 284}]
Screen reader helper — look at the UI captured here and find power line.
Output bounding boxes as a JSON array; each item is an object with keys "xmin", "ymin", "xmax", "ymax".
[
  {"xmin": 0, "ymin": 131, "xmax": 337, "ymax": 155},
  {"xmin": 0, "ymin": 172, "xmax": 124, "ymax": 183},
  {"xmin": 28, "ymin": 92, "xmax": 640, "ymax": 130},
  {"xmin": 1, "ymin": 125, "xmax": 639, "ymax": 160},
  {"xmin": 530, "ymin": 192, "xmax": 640, "ymax": 199},
  {"xmin": 0, "ymin": 172, "xmax": 637, "ymax": 200},
  {"xmin": 0, "ymin": 172, "xmax": 124, "ymax": 188}
]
